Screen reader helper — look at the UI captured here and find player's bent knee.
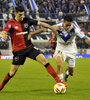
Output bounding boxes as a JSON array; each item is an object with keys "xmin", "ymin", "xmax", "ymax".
[
  {"xmin": 9, "ymin": 65, "xmax": 19, "ymax": 76},
  {"xmin": 57, "ymin": 64, "xmax": 63, "ymax": 68},
  {"xmin": 41, "ymin": 58, "xmax": 48, "ymax": 65},
  {"xmin": 36, "ymin": 54, "xmax": 48, "ymax": 65},
  {"xmin": 9, "ymin": 71, "xmax": 16, "ymax": 77}
]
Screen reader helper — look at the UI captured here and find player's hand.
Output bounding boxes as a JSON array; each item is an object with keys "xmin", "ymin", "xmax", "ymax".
[
  {"xmin": 1, "ymin": 34, "xmax": 8, "ymax": 40},
  {"xmin": 52, "ymin": 26, "xmax": 60, "ymax": 34},
  {"xmin": 53, "ymin": 26, "xmax": 60, "ymax": 31},
  {"xmin": 85, "ymin": 38, "xmax": 90, "ymax": 45},
  {"xmin": 27, "ymin": 34, "xmax": 32, "ymax": 40}
]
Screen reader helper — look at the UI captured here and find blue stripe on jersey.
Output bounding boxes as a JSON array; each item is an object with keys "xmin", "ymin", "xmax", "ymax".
[
  {"xmin": 82, "ymin": 35, "xmax": 86, "ymax": 39},
  {"xmin": 46, "ymin": 28, "xmax": 48, "ymax": 32},
  {"xmin": 73, "ymin": 21, "xmax": 80, "ymax": 29},
  {"xmin": 58, "ymin": 29, "xmax": 75, "ymax": 42}
]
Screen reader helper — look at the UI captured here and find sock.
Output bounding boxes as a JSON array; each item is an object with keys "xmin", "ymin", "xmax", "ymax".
[
  {"xmin": 58, "ymin": 73, "xmax": 63, "ymax": 81},
  {"xmin": 45, "ymin": 63, "xmax": 61, "ymax": 83},
  {"xmin": 0, "ymin": 73, "xmax": 12, "ymax": 90}
]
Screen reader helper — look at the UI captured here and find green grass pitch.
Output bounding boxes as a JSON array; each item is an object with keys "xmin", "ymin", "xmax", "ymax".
[{"xmin": 0, "ymin": 58, "xmax": 90, "ymax": 100}]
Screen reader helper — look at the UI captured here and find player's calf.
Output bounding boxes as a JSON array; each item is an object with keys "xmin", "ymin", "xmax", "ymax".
[{"xmin": 0, "ymin": 73, "xmax": 13, "ymax": 91}]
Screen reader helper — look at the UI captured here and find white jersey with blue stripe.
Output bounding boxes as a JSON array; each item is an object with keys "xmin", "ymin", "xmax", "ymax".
[
  {"xmin": 56, "ymin": 21, "xmax": 86, "ymax": 45},
  {"xmin": 46, "ymin": 21, "xmax": 86, "ymax": 53}
]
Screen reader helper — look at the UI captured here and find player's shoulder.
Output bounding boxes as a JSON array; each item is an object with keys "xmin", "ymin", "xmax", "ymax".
[
  {"xmin": 23, "ymin": 16, "xmax": 32, "ymax": 21},
  {"xmin": 6, "ymin": 18, "xmax": 15, "ymax": 25},
  {"xmin": 72, "ymin": 21, "xmax": 80, "ymax": 29},
  {"xmin": 7, "ymin": 18, "xmax": 15, "ymax": 22}
]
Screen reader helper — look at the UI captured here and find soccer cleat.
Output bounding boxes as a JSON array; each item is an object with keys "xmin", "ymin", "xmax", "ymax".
[
  {"xmin": 0, "ymin": 84, "xmax": 4, "ymax": 91},
  {"xmin": 59, "ymin": 81, "xmax": 68, "ymax": 87},
  {"xmin": 64, "ymin": 69, "xmax": 69, "ymax": 81}
]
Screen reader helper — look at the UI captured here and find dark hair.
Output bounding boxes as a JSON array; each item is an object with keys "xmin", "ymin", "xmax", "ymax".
[
  {"xmin": 64, "ymin": 15, "xmax": 73, "ymax": 22},
  {"xmin": 15, "ymin": 5, "xmax": 25, "ymax": 12}
]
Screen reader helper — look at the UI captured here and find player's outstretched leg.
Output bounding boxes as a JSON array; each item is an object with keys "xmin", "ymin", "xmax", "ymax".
[
  {"xmin": 0, "ymin": 73, "xmax": 12, "ymax": 91},
  {"xmin": 44, "ymin": 63, "xmax": 67, "ymax": 87},
  {"xmin": 36, "ymin": 54, "xmax": 67, "ymax": 87},
  {"xmin": 0, "ymin": 65, "xmax": 19, "ymax": 91}
]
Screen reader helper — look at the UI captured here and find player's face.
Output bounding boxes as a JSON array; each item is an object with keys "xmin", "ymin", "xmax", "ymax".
[
  {"xmin": 15, "ymin": 11, "xmax": 24, "ymax": 21},
  {"xmin": 63, "ymin": 21, "xmax": 72, "ymax": 31}
]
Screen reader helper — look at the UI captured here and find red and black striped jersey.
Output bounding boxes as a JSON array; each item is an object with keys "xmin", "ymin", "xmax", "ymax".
[{"xmin": 3, "ymin": 17, "xmax": 38, "ymax": 52}]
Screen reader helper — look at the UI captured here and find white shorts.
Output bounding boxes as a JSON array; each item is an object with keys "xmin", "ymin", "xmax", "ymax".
[{"xmin": 54, "ymin": 45, "xmax": 77, "ymax": 68}]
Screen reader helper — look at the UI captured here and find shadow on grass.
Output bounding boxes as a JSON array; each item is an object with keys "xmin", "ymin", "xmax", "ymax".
[{"xmin": 1, "ymin": 89, "xmax": 52, "ymax": 94}]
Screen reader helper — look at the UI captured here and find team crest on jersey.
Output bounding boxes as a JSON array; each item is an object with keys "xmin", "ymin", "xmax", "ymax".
[
  {"xmin": 8, "ymin": 24, "xmax": 11, "ymax": 28},
  {"xmin": 24, "ymin": 23, "xmax": 28, "ymax": 28},
  {"xmin": 15, "ymin": 26, "xmax": 18, "ymax": 29}
]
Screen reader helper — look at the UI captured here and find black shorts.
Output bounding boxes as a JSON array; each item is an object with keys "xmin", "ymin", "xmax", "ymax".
[{"xmin": 12, "ymin": 46, "xmax": 40, "ymax": 65}]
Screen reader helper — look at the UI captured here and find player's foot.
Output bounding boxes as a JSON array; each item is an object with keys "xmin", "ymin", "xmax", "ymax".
[
  {"xmin": 60, "ymin": 82, "xmax": 68, "ymax": 87},
  {"xmin": 0, "ymin": 84, "xmax": 4, "ymax": 91},
  {"xmin": 59, "ymin": 81, "xmax": 68, "ymax": 87},
  {"xmin": 64, "ymin": 69, "xmax": 69, "ymax": 81}
]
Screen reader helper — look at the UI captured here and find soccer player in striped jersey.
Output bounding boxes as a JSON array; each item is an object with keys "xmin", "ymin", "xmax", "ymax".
[{"xmin": 46, "ymin": 15, "xmax": 90, "ymax": 81}]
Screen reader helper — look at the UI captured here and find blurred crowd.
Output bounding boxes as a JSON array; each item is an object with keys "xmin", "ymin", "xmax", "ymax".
[
  {"xmin": 0, "ymin": 0, "xmax": 90, "ymax": 50},
  {"xmin": 0, "ymin": 0, "xmax": 90, "ymax": 15}
]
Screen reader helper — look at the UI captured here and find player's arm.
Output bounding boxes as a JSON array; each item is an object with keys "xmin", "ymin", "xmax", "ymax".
[
  {"xmin": 45, "ymin": 26, "xmax": 61, "ymax": 35},
  {"xmin": 0, "ymin": 31, "xmax": 8, "ymax": 40},
  {"xmin": 0, "ymin": 20, "xmax": 11, "ymax": 40},
  {"xmin": 38, "ymin": 21, "xmax": 59, "ymax": 34},
  {"xmin": 84, "ymin": 37, "xmax": 90, "ymax": 45},
  {"xmin": 28, "ymin": 28, "xmax": 46, "ymax": 40},
  {"xmin": 75, "ymin": 27, "xmax": 90, "ymax": 45}
]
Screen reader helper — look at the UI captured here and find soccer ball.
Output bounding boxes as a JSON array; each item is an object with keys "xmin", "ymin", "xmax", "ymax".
[{"xmin": 54, "ymin": 83, "xmax": 66, "ymax": 94}]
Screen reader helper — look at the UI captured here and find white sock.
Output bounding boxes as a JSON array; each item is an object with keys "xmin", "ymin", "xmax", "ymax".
[{"xmin": 58, "ymin": 73, "xmax": 63, "ymax": 81}]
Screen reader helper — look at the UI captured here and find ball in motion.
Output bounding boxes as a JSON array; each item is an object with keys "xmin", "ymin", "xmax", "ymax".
[{"xmin": 54, "ymin": 83, "xmax": 66, "ymax": 94}]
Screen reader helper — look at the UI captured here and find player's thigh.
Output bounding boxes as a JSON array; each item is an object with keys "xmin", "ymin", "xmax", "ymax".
[
  {"xmin": 12, "ymin": 55, "xmax": 26, "ymax": 65},
  {"xmin": 36, "ymin": 54, "xmax": 48, "ymax": 65},
  {"xmin": 27, "ymin": 47, "xmax": 41, "ymax": 60},
  {"xmin": 55, "ymin": 56, "xmax": 64, "ymax": 67},
  {"xmin": 54, "ymin": 49, "xmax": 64, "ymax": 65}
]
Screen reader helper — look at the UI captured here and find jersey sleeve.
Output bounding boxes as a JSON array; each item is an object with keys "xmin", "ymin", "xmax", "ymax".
[
  {"xmin": 25, "ymin": 16, "xmax": 38, "ymax": 26},
  {"xmin": 3, "ymin": 21, "xmax": 12, "ymax": 32},
  {"xmin": 73, "ymin": 21, "xmax": 86, "ymax": 39},
  {"xmin": 75, "ymin": 27, "xmax": 86, "ymax": 39}
]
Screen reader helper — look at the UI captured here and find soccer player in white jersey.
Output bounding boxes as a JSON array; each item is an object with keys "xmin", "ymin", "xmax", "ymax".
[
  {"xmin": 46, "ymin": 15, "xmax": 90, "ymax": 81},
  {"xmin": 27, "ymin": 15, "xmax": 90, "ymax": 82}
]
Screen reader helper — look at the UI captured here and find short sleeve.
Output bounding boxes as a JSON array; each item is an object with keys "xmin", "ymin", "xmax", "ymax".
[
  {"xmin": 73, "ymin": 21, "xmax": 86, "ymax": 39},
  {"xmin": 24, "ymin": 16, "xmax": 38, "ymax": 26},
  {"xmin": 75, "ymin": 28, "xmax": 86, "ymax": 39},
  {"xmin": 28, "ymin": 19, "xmax": 38, "ymax": 26},
  {"xmin": 3, "ymin": 21, "xmax": 12, "ymax": 32}
]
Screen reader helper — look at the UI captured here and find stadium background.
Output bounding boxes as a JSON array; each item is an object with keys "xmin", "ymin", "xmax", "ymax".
[
  {"xmin": 0, "ymin": 0, "xmax": 90, "ymax": 100},
  {"xmin": 0, "ymin": 0, "xmax": 90, "ymax": 58}
]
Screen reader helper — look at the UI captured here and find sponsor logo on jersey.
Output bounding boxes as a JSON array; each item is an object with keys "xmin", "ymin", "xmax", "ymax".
[
  {"xmin": 16, "ymin": 31, "xmax": 28, "ymax": 35},
  {"xmin": 15, "ymin": 26, "xmax": 18, "ymax": 29}
]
